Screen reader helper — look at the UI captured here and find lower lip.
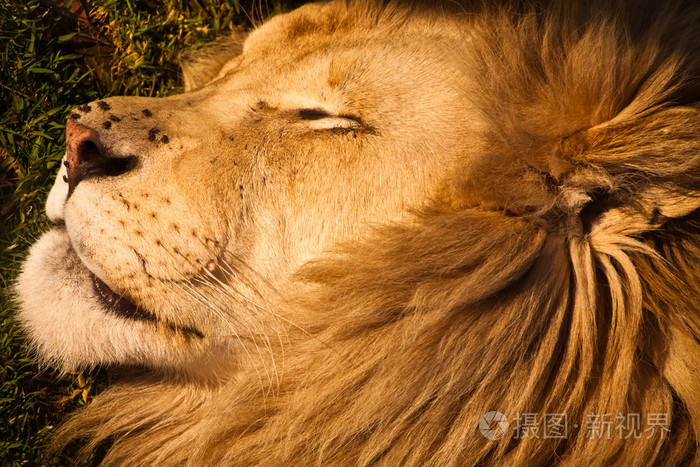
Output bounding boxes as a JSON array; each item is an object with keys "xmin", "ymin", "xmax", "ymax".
[
  {"xmin": 90, "ymin": 273, "xmax": 204, "ymax": 338},
  {"xmin": 91, "ymin": 273, "xmax": 157, "ymax": 323}
]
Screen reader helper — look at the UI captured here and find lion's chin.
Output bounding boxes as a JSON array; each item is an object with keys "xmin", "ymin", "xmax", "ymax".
[{"xmin": 15, "ymin": 228, "xmax": 217, "ymax": 374}]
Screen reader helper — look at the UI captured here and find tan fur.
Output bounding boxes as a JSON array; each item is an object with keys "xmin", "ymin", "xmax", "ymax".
[{"xmin": 16, "ymin": 0, "xmax": 700, "ymax": 465}]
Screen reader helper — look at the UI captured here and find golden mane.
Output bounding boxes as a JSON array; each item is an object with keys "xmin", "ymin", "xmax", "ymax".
[{"xmin": 55, "ymin": 0, "xmax": 700, "ymax": 464}]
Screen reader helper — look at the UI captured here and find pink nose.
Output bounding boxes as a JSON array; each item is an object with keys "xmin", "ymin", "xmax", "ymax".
[{"xmin": 64, "ymin": 117, "xmax": 137, "ymax": 194}]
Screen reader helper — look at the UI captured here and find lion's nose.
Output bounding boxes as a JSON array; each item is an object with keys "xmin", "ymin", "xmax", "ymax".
[{"xmin": 65, "ymin": 118, "xmax": 138, "ymax": 194}]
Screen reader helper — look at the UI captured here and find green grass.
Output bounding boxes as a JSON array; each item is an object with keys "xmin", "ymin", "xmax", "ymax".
[{"xmin": 0, "ymin": 0, "xmax": 306, "ymax": 463}]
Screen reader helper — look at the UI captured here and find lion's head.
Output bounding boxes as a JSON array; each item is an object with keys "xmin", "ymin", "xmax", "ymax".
[
  {"xmin": 18, "ymin": 1, "xmax": 469, "ymax": 374},
  {"xmin": 16, "ymin": 0, "xmax": 700, "ymax": 464}
]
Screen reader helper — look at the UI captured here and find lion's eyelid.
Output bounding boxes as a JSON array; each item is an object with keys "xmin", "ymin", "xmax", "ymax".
[
  {"xmin": 298, "ymin": 108, "xmax": 332, "ymax": 120},
  {"xmin": 306, "ymin": 116, "xmax": 360, "ymax": 130},
  {"xmin": 297, "ymin": 108, "xmax": 361, "ymax": 130}
]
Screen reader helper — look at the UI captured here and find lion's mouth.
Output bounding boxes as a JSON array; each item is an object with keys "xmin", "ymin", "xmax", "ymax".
[
  {"xmin": 91, "ymin": 273, "xmax": 157, "ymax": 323},
  {"xmin": 90, "ymin": 272, "xmax": 204, "ymax": 338}
]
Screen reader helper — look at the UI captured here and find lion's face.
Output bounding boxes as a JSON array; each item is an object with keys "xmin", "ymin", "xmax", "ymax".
[{"xmin": 17, "ymin": 3, "xmax": 469, "ymax": 372}]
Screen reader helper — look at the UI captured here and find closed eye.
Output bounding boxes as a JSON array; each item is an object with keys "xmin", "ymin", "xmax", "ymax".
[
  {"xmin": 298, "ymin": 108, "xmax": 362, "ymax": 130},
  {"xmin": 299, "ymin": 108, "xmax": 332, "ymax": 120}
]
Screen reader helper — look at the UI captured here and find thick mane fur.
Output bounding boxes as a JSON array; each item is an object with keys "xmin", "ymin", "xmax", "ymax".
[{"xmin": 55, "ymin": 0, "xmax": 700, "ymax": 464}]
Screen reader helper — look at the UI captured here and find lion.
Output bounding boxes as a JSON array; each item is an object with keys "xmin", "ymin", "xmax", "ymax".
[{"xmin": 15, "ymin": 0, "xmax": 700, "ymax": 464}]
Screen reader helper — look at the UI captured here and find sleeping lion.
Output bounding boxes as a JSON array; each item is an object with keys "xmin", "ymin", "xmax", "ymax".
[{"xmin": 16, "ymin": 0, "xmax": 700, "ymax": 464}]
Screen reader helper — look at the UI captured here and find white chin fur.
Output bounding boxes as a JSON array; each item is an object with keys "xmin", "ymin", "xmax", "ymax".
[{"xmin": 16, "ymin": 228, "xmax": 224, "ymax": 374}]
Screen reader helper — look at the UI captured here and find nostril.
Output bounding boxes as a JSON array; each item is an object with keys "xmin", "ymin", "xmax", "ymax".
[
  {"xmin": 103, "ymin": 155, "xmax": 139, "ymax": 177},
  {"xmin": 76, "ymin": 140, "xmax": 101, "ymax": 164}
]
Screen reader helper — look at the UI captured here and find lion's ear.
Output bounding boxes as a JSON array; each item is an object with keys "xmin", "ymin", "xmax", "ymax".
[
  {"xmin": 179, "ymin": 27, "xmax": 249, "ymax": 91},
  {"xmin": 456, "ymin": 102, "xmax": 700, "ymax": 243},
  {"xmin": 453, "ymin": 84, "xmax": 700, "ymax": 244},
  {"xmin": 571, "ymin": 106, "xmax": 700, "ymax": 238}
]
